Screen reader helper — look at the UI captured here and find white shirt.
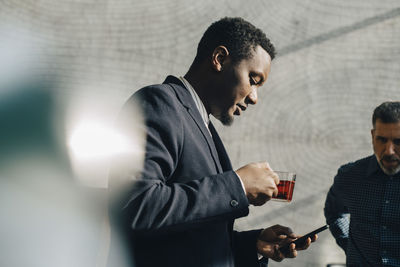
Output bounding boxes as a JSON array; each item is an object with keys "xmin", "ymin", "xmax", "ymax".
[{"xmin": 179, "ymin": 76, "xmax": 211, "ymax": 135}]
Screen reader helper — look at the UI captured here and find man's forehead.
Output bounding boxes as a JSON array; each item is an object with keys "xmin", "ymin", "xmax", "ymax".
[
  {"xmin": 374, "ymin": 120, "xmax": 400, "ymax": 135},
  {"xmin": 254, "ymin": 45, "xmax": 272, "ymax": 63},
  {"xmin": 245, "ymin": 46, "xmax": 271, "ymax": 74}
]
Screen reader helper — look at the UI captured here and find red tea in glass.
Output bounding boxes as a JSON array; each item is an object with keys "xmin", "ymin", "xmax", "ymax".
[{"xmin": 272, "ymin": 172, "xmax": 296, "ymax": 202}]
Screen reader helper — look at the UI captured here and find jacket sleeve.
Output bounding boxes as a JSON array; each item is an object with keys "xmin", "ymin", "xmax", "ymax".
[
  {"xmin": 324, "ymin": 168, "xmax": 350, "ymax": 252},
  {"xmin": 110, "ymin": 86, "xmax": 249, "ymax": 233},
  {"xmin": 232, "ymin": 230, "xmax": 268, "ymax": 267}
]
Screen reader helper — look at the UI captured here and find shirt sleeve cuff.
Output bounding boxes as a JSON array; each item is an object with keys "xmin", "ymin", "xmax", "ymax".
[{"xmin": 234, "ymin": 172, "xmax": 247, "ymax": 195}]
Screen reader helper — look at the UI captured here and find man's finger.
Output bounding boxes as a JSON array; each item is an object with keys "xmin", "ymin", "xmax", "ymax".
[
  {"xmin": 272, "ymin": 186, "xmax": 278, "ymax": 197},
  {"xmin": 271, "ymin": 172, "xmax": 280, "ymax": 185},
  {"xmin": 311, "ymin": 234, "xmax": 318, "ymax": 242},
  {"xmin": 264, "ymin": 161, "xmax": 272, "ymax": 171},
  {"xmin": 258, "ymin": 240, "xmax": 277, "ymax": 259},
  {"xmin": 271, "ymin": 225, "xmax": 296, "ymax": 238},
  {"xmin": 296, "ymin": 237, "xmax": 312, "ymax": 250},
  {"xmin": 287, "ymin": 243, "xmax": 298, "ymax": 258},
  {"xmin": 272, "ymin": 245, "xmax": 285, "ymax": 262}
]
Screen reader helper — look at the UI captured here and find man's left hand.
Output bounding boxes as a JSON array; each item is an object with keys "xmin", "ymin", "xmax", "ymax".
[{"xmin": 256, "ymin": 224, "xmax": 318, "ymax": 262}]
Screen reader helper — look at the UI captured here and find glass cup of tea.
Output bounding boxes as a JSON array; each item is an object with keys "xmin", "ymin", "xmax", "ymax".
[{"xmin": 272, "ymin": 171, "xmax": 296, "ymax": 202}]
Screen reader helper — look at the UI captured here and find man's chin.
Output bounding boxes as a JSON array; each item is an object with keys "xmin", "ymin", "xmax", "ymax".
[
  {"xmin": 379, "ymin": 161, "xmax": 400, "ymax": 176},
  {"xmin": 218, "ymin": 113, "xmax": 234, "ymax": 126}
]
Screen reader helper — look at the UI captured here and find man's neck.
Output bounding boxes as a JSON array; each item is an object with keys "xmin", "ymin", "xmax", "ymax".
[{"xmin": 184, "ymin": 68, "xmax": 211, "ymax": 115}]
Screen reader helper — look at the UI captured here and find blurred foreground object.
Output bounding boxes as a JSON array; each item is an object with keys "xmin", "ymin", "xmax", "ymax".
[
  {"xmin": 0, "ymin": 22, "xmax": 144, "ymax": 267},
  {"xmin": 0, "ymin": 81, "xmax": 103, "ymax": 267}
]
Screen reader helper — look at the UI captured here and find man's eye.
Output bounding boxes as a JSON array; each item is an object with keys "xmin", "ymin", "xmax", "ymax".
[
  {"xmin": 377, "ymin": 137, "xmax": 388, "ymax": 143},
  {"xmin": 393, "ymin": 139, "xmax": 400, "ymax": 146}
]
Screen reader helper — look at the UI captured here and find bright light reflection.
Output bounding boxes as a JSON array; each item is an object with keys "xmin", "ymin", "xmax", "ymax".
[
  {"xmin": 67, "ymin": 117, "xmax": 144, "ymax": 188},
  {"xmin": 69, "ymin": 122, "xmax": 132, "ymax": 159}
]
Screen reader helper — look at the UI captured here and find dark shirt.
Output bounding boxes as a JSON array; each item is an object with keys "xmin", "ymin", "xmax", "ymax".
[{"xmin": 325, "ymin": 155, "xmax": 400, "ymax": 267}]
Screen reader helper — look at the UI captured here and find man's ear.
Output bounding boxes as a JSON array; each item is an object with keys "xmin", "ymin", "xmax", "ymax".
[{"xmin": 211, "ymin": 46, "xmax": 229, "ymax": 72}]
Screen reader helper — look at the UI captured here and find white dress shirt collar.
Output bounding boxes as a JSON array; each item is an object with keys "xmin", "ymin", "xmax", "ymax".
[{"xmin": 179, "ymin": 76, "xmax": 210, "ymax": 131}]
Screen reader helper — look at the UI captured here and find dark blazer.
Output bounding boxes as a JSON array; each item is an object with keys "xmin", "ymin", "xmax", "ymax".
[{"xmin": 110, "ymin": 76, "xmax": 266, "ymax": 267}]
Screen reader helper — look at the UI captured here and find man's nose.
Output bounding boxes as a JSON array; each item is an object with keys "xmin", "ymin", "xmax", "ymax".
[
  {"xmin": 385, "ymin": 141, "xmax": 396, "ymax": 155},
  {"xmin": 246, "ymin": 88, "xmax": 258, "ymax": 105}
]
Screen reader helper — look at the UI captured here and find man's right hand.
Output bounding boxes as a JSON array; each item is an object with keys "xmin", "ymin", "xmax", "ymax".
[{"xmin": 235, "ymin": 161, "xmax": 279, "ymax": 206}]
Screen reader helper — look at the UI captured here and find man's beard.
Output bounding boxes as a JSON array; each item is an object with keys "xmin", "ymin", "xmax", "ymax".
[
  {"xmin": 376, "ymin": 155, "xmax": 400, "ymax": 176},
  {"xmin": 218, "ymin": 111, "xmax": 234, "ymax": 126}
]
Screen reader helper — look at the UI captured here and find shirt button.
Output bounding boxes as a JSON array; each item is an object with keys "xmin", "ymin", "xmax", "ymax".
[
  {"xmin": 230, "ymin": 200, "xmax": 239, "ymax": 207},
  {"xmin": 385, "ymin": 200, "xmax": 390, "ymax": 204},
  {"xmin": 382, "ymin": 225, "xmax": 387, "ymax": 230}
]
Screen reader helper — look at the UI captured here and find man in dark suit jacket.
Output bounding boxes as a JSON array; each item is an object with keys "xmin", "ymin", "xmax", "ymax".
[{"xmin": 110, "ymin": 17, "xmax": 316, "ymax": 267}]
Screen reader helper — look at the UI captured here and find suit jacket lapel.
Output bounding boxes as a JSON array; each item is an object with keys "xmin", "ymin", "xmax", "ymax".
[
  {"xmin": 164, "ymin": 76, "xmax": 223, "ymax": 173},
  {"xmin": 208, "ymin": 122, "xmax": 232, "ymax": 172}
]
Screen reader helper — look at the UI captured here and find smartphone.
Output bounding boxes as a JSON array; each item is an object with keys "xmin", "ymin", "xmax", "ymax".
[{"xmin": 279, "ymin": 225, "xmax": 328, "ymax": 254}]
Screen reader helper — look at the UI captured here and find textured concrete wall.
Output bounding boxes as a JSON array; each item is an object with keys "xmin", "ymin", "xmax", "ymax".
[{"xmin": 2, "ymin": 1, "xmax": 400, "ymax": 266}]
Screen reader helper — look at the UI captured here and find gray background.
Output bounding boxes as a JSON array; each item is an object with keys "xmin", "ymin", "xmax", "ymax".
[{"xmin": 1, "ymin": 1, "xmax": 400, "ymax": 266}]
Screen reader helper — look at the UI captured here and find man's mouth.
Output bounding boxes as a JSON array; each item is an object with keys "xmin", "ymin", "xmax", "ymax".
[
  {"xmin": 234, "ymin": 107, "xmax": 241, "ymax": 115},
  {"xmin": 383, "ymin": 159, "xmax": 399, "ymax": 164},
  {"xmin": 382, "ymin": 157, "xmax": 400, "ymax": 167},
  {"xmin": 234, "ymin": 104, "xmax": 246, "ymax": 115},
  {"xmin": 237, "ymin": 104, "xmax": 247, "ymax": 111}
]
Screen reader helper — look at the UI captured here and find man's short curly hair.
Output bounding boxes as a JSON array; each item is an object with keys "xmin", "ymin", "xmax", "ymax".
[
  {"xmin": 194, "ymin": 17, "xmax": 275, "ymax": 64},
  {"xmin": 372, "ymin": 101, "xmax": 400, "ymax": 127}
]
